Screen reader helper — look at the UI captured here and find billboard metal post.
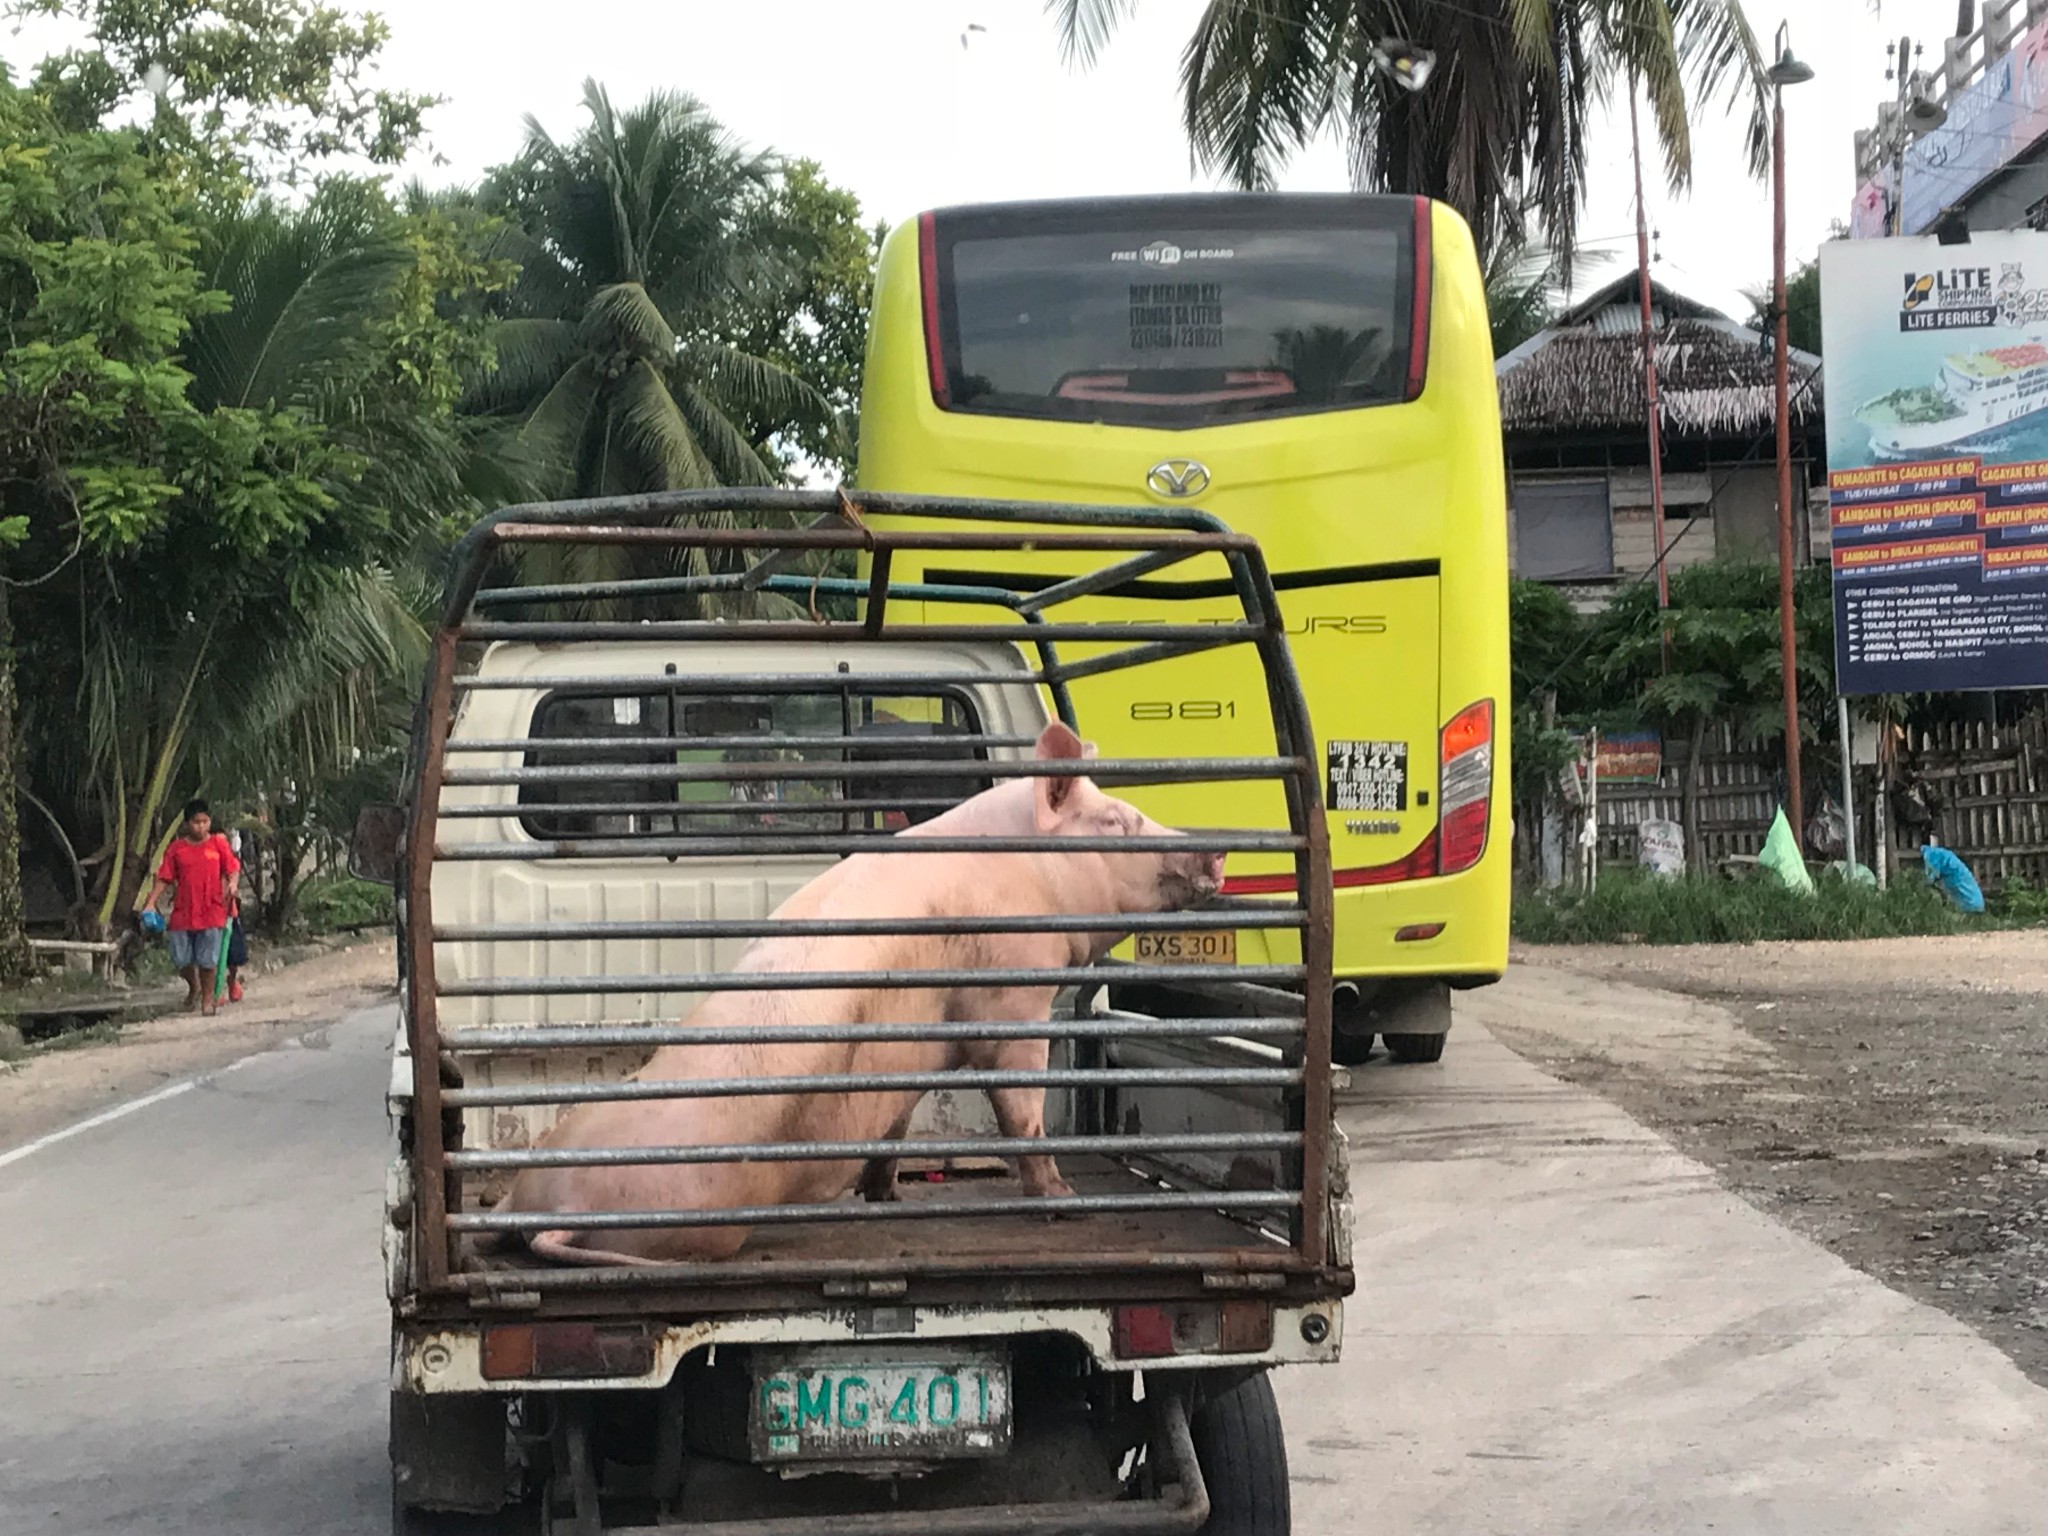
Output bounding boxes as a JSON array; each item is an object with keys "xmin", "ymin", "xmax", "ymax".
[{"xmin": 1838, "ymin": 694, "xmax": 1859, "ymax": 873}]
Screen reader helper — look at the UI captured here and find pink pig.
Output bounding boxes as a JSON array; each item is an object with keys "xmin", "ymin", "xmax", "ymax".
[{"xmin": 493, "ymin": 720, "xmax": 1226, "ymax": 1266}]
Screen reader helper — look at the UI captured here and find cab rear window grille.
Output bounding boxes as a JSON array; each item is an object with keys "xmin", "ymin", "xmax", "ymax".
[{"xmin": 517, "ymin": 684, "xmax": 988, "ymax": 841}]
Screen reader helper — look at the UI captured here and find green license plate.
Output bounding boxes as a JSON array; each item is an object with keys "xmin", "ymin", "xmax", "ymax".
[{"xmin": 749, "ymin": 1344, "xmax": 1011, "ymax": 1463}]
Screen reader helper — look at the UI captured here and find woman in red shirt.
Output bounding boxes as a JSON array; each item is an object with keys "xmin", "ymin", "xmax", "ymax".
[{"xmin": 141, "ymin": 798, "xmax": 241, "ymax": 1016}]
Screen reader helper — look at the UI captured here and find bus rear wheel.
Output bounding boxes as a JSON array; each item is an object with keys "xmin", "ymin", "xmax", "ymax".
[
  {"xmin": 1382, "ymin": 1031, "xmax": 1447, "ymax": 1065},
  {"xmin": 1330, "ymin": 1028, "xmax": 1375, "ymax": 1066}
]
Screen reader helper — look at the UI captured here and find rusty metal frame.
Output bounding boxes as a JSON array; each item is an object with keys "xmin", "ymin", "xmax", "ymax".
[{"xmin": 400, "ymin": 488, "xmax": 1341, "ymax": 1312}]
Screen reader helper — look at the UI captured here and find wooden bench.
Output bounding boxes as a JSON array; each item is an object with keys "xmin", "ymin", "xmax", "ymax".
[{"xmin": 27, "ymin": 937, "xmax": 120, "ymax": 981}]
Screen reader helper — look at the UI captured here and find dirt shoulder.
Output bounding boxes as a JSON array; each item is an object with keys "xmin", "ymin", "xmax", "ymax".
[
  {"xmin": 0, "ymin": 936, "xmax": 396, "ymax": 1150},
  {"xmin": 1463, "ymin": 933, "xmax": 2048, "ymax": 1388}
]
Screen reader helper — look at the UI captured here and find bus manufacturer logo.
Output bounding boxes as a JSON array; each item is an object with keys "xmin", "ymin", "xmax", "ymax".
[{"xmin": 1146, "ymin": 459, "xmax": 1211, "ymax": 498}]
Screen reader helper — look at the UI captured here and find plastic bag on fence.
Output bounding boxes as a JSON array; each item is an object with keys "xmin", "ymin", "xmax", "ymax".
[
  {"xmin": 1758, "ymin": 808, "xmax": 1815, "ymax": 895},
  {"xmin": 1824, "ymin": 860, "xmax": 1878, "ymax": 887},
  {"xmin": 1922, "ymin": 844, "xmax": 1985, "ymax": 913},
  {"xmin": 1637, "ymin": 818, "xmax": 1685, "ymax": 878},
  {"xmin": 1806, "ymin": 797, "xmax": 1848, "ymax": 860}
]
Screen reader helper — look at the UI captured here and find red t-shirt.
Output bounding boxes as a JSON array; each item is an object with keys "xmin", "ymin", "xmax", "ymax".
[{"xmin": 156, "ymin": 834, "xmax": 240, "ymax": 932}]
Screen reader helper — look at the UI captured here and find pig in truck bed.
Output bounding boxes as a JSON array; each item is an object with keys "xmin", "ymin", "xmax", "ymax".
[{"xmin": 358, "ymin": 490, "xmax": 1353, "ymax": 1535}]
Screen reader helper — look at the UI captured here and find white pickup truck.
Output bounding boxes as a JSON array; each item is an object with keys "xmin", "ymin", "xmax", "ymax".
[{"xmin": 358, "ymin": 491, "xmax": 1352, "ymax": 1535}]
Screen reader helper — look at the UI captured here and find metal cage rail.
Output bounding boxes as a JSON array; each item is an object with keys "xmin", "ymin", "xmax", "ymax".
[{"xmin": 398, "ymin": 489, "xmax": 1337, "ymax": 1312}]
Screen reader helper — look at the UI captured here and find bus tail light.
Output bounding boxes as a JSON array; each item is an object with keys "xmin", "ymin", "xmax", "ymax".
[
  {"xmin": 917, "ymin": 211, "xmax": 950, "ymax": 408},
  {"xmin": 1405, "ymin": 195, "xmax": 1433, "ymax": 400},
  {"xmin": 1438, "ymin": 700, "xmax": 1494, "ymax": 876}
]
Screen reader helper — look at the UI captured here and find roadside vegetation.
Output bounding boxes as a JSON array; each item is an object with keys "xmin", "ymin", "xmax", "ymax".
[
  {"xmin": 1512, "ymin": 870, "xmax": 2048, "ymax": 946},
  {"xmin": 0, "ymin": 0, "xmax": 880, "ymax": 965}
]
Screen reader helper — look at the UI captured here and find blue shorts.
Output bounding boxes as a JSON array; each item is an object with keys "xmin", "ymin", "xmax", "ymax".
[{"xmin": 168, "ymin": 927, "xmax": 224, "ymax": 969}]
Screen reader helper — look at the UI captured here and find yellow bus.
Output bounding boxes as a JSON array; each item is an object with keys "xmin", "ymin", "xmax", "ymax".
[{"xmin": 854, "ymin": 193, "xmax": 1508, "ymax": 1064}]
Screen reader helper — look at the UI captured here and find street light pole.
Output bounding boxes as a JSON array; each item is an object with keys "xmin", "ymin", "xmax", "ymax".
[
  {"xmin": 1771, "ymin": 26, "xmax": 1815, "ymax": 836},
  {"xmin": 1628, "ymin": 84, "xmax": 1672, "ymax": 670}
]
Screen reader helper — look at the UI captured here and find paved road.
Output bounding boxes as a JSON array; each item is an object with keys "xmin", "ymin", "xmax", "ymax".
[
  {"xmin": 0, "ymin": 1008, "xmax": 393, "ymax": 1535},
  {"xmin": 4, "ymin": 986, "xmax": 2047, "ymax": 1534}
]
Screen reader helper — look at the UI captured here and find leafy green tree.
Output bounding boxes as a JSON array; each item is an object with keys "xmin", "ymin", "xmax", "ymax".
[
  {"xmin": 8, "ymin": 0, "xmax": 437, "ymax": 183},
  {"xmin": 1049, "ymin": 0, "xmax": 1770, "ymax": 278},
  {"xmin": 0, "ymin": 59, "xmax": 506, "ymax": 938},
  {"xmin": 1586, "ymin": 561, "xmax": 1834, "ymax": 861},
  {"xmin": 728, "ymin": 160, "xmax": 886, "ymax": 477},
  {"xmin": 1746, "ymin": 257, "xmax": 1822, "ymax": 357},
  {"xmin": 1507, "ymin": 579, "xmax": 1588, "ymax": 848},
  {"xmin": 0, "ymin": 62, "xmax": 309, "ymax": 955}
]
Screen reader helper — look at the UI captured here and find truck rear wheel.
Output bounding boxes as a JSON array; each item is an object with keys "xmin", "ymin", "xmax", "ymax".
[{"xmin": 1188, "ymin": 1373, "xmax": 1290, "ymax": 1536}]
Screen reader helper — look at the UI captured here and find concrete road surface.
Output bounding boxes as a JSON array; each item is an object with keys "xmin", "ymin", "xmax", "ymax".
[
  {"xmin": 4, "ymin": 990, "xmax": 2048, "ymax": 1534},
  {"xmin": 1284, "ymin": 977, "xmax": 2048, "ymax": 1535}
]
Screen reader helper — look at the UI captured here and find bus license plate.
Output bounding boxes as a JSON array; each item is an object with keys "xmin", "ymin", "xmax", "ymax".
[
  {"xmin": 750, "ymin": 1346, "xmax": 1011, "ymax": 1462},
  {"xmin": 1133, "ymin": 930, "xmax": 1237, "ymax": 965}
]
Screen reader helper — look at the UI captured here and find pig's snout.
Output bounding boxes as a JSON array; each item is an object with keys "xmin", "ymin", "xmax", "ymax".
[{"xmin": 1159, "ymin": 844, "xmax": 1226, "ymax": 907}]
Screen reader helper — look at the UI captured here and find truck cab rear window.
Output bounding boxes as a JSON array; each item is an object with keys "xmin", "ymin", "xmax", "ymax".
[
  {"xmin": 929, "ymin": 195, "xmax": 1418, "ymax": 427},
  {"xmin": 517, "ymin": 688, "xmax": 987, "ymax": 841}
]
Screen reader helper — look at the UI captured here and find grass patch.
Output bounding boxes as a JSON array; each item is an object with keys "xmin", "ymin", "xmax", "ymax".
[
  {"xmin": 297, "ymin": 876, "xmax": 395, "ymax": 935},
  {"xmin": 35, "ymin": 1019, "xmax": 126, "ymax": 1053},
  {"xmin": 1991, "ymin": 878, "xmax": 2048, "ymax": 927},
  {"xmin": 1514, "ymin": 869, "xmax": 1967, "ymax": 945}
]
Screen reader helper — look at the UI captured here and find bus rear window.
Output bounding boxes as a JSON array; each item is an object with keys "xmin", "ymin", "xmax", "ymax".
[{"xmin": 928, "ymin": 197, "xmax": 1420, "ymax": 427}]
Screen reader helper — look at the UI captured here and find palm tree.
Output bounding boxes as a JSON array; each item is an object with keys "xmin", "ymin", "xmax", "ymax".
[
  {"xmin": 472, "ymin": 81, "xmax": 826, "ymax": 501},
  {"xmin": 1049, "ymin": 0, "xmax": 1770, "ymax": 279},
  {"xmin": 1485, "ymin": 240, "xmax": 1617, "ymax": 358}
]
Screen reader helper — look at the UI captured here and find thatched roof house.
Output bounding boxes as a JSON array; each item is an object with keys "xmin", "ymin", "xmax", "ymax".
[{"xmin": 1496, "ymin": 273, "xmax": 1826, "ymax": 601}]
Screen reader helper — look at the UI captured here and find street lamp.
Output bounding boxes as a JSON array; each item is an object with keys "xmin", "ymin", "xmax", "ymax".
[
  {"xmin": 1371, "ymin": 38, "xmax": 1436, "ymax": 93},
  {"xmin": 1770, "ymin": 24, "xmax": 1813, "ymax": 837}
]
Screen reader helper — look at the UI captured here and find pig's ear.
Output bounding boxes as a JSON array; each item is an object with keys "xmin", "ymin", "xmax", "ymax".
[
  {"xmin": 1035, "ymin": 721, "xmax": 1087, "ymax": 763},
  {"xmin": 1034, "ymin": 721, "xmax": 1086, "ymax": 830}
]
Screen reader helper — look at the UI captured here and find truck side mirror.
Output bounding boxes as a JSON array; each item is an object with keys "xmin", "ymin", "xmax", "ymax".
[{"xmin": 350, "ymin": 805, "xmax": 406, "ymax": 886}]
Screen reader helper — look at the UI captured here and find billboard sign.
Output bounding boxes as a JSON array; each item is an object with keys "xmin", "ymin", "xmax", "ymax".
[
  {"xmin": 1820, "ymin": 231, "xmax": 2048, "ymax": 695},
  {"xmin": 1900, "ymin": 21, "xmax": 2048, "ymax": 235}
]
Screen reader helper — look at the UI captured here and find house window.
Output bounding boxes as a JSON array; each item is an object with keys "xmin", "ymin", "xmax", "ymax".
[
  {"xmin": 1513, "ymin": 478, "xmax": 1614, "ymax": 580},
  {"xmin": 517, "ymin": 687, "xmax": 988, "ymax": 840}
]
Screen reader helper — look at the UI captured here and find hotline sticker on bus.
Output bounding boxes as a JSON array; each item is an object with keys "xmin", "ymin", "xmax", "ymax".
[
  {"xmin": 1129, "ymin": 281, "xmax": 1225, "ymax": 351},
  {"xmin": 1327, "ymin": 740, "xmax": 1408, "ymax": 813}
]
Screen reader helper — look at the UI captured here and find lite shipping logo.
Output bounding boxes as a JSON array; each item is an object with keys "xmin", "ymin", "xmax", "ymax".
[{"xmin": 1899, "ymin": 264, "xmax": 1997, "ymax": 332}]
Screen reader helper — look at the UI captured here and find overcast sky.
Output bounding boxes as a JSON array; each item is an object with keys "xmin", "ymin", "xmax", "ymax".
[{"xmin": 2, "ymin": 0, "xmax": 1983, "ymax": 317}]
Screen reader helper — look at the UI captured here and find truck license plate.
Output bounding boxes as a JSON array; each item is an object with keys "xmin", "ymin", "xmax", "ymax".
[
  {"xmin": 1133, "ymin": 930, "xmax": 1236, "ymax": 965},
  {"xmin": 749, "ymin": 1345, "xmax": 1011, "ymax": 1462}
]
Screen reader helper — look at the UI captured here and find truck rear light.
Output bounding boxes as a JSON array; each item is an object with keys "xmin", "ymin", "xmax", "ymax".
[
  {"xmin": 1395, "ymin": 923, "xmax": 1445, "ymax": 942},
  {"xmin": 481, "ymin": 1323, "xmax": 656, "ymax": 1381},
  {"xmin": 1438, "ymin": 699, "xmax": 1494, "ymax": 876},
  {"xmin": 1115, "ymin": 1302, "xmax": 1273, "ymax": 1359}
]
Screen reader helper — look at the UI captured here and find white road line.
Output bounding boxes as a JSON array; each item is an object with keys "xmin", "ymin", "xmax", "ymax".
[{"xmin": 0, "ymin": 1051, "xmax": 264, "ymax": 1172}]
